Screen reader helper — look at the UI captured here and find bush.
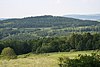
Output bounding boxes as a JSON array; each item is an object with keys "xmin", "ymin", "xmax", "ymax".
[
  {"xmin": 58, "ymin": 53, "xmax": 100, "ymax": 67},
  {"xmin": 1, "ymin": 47, "xmax": 17, "ymax": 59}
]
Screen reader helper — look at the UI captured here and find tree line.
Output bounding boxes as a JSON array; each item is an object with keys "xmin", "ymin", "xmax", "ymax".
[{"xmin": 0, "ymin": 33, "xmax": 100, "ymax": 55}]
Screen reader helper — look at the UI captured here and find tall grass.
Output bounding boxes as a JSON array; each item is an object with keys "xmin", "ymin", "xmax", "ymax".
[{"xmin": 0, "ymin": 50, "xmax": 99, "ymax": 67}]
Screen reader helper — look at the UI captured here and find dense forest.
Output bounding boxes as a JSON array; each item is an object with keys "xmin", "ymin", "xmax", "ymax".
[
  {"xmin": 0, "ymin": 15, "xmax": 100, "ymax": 40},
  {"xmin": 0, "ymin": 33, "xmax": 100, "ymax": 55}
]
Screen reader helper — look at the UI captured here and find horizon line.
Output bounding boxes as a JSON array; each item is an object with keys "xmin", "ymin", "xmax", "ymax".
[{"xmin": 1, "ymin": 13, "xmax": 100, "ymax": 18}]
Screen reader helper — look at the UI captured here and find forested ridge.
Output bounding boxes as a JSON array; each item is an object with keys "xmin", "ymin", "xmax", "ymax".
[
  {"xmin": 0, "ymin": 15, "xmax": 100, "ymax": 40},
  {"xmin": 0, "ymin": 15, "xmax": 100, "ymax": 28}
]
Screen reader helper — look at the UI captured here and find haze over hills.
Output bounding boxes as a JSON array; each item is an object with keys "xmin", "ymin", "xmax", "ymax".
[
  {"xmin": 0, "ymin": 18, "xmax": 7, "ymax": 20},
  {"xmin": 64, "ymin": 14, "xmax": 100, "ymax": 20}
]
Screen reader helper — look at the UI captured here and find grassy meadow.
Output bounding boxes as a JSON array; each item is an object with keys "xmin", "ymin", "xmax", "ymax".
[{"xmin": 0, "ymin": 50, "xmax": 100, "ymax": 67}]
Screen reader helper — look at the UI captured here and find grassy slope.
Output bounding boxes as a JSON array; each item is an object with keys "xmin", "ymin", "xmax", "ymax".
[{"xmin": 0, "ymin": 50, "xmax": 100, "ymax": 67}]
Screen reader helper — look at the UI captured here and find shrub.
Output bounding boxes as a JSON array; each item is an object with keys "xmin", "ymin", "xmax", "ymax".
[
  {"xmin": 58, "ymin": 53, "xmax": 100, "ymax": 67},
  {"xmin": 1, "ymin": 47, "xmax": 17, "ymax": 59}
]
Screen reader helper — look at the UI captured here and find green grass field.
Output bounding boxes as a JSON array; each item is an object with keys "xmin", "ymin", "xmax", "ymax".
[{"xmin": 0, "ymin": 50, "xmax": 100, "ymax": 67}]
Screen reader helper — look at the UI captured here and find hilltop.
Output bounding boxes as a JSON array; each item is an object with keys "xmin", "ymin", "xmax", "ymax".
[{"xmin": 0, "ymin": 15, "xmax": 100, "ymax": 28}]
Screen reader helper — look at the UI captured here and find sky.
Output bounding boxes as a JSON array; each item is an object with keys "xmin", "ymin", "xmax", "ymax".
[{"xmin": 0, "ymin": 0, "xmax": 100, "ymax": 18}]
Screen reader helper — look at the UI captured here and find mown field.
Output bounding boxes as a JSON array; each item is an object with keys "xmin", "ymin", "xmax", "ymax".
[{"xmin": 0, "ymin": 50, "xmax": 99, "ymax": 67}]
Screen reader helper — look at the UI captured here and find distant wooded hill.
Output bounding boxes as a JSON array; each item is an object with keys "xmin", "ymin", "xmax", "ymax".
[
  {"xmin": 0, "ymin": 15, "xmax": 100, "ymax": 28},
  {"xmin": 0, "ymin": 15, "xmax": 100, "ymax": 40},
  {"xmin": 64, "ymin": 14, "xmax": 100, "ymax": 20}
]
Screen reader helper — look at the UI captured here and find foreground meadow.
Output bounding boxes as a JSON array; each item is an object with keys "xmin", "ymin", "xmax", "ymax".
[{"xmin": 0, "ymin": 50, "xmax": 99, "ymax": 67}]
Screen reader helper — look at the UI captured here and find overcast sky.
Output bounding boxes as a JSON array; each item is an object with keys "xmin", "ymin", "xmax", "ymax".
[{"xmin": 0, "ymin": 0, "xmax": 100, "ymax": 18}]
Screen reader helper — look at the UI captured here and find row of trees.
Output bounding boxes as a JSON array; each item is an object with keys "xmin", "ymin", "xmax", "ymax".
[
  {"xmin": 1, "ymin": 26, "xmax": 100, "ymax": 40},
  {"xmin": 0, "ymin": 33, "xmax": 100, "ymax": 55}
]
